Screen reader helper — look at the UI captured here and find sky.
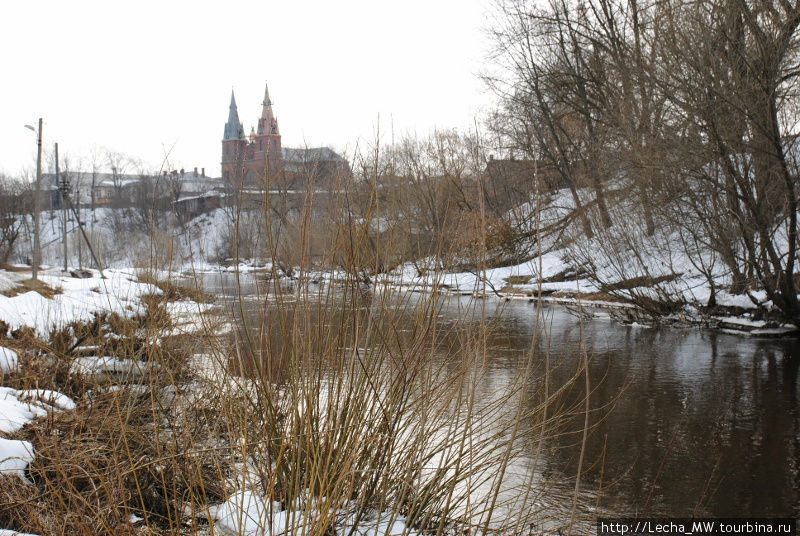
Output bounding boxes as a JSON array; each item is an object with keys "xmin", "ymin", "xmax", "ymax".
[{"xmin": 1, "ymin": 0, "xmax": 498, "ymax": 178}]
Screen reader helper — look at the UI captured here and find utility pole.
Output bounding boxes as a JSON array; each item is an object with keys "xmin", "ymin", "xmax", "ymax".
[
  {"xmin": 35, "ymin": 119, "xmax": 42, "ymax": 280},
  {"xmin": 76, "ymin": 188, "xmax": 83, "ymax": 269},
  {"xmin": 56, "ymin": 143, "xmax": 68, "ymax": 272},
  {"xmin": 25, "ymin": 118, "xmax": 43, "ymax": 282}
]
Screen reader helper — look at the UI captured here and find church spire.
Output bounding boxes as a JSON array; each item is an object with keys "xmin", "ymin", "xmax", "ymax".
[
  {"xmin": 223, "ymin": 90, "xmax": 245, "ymax": 141},
  {"xmin": 261, "ymin": 82, "xmax": 273, "ymax": 118},
  {"xmin": 257, "ymin": 81, "xmax": 280, "ymax": 136}
]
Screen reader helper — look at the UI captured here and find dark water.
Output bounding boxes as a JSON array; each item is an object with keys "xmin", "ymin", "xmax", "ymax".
[
  {"xmin": 202, "ymin": 273, "xmax": 800, "ymax": 518},
  {"xmin": 442, "ymin": 297, "xmax": 800, "ymax": 518}
]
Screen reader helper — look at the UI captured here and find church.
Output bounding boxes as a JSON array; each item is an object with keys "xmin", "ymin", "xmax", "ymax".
[{"xmin": 221, "ymin": 82, "xmax": 348, "ymax": 189}]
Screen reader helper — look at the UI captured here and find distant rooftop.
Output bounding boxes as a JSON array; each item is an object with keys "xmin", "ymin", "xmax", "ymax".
[
  {"xmin": 42, "ymin": 168, "xmax": 221, "ymax": 189},
  {"xmin": 282, "ymin": 147, "xmax": 346, "ymax": 163}
]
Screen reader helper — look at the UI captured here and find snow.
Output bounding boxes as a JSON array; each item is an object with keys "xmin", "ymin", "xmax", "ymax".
[
  {"xmin": 0, "ymin": 269, "xmax": 159, "ymax": 339},
  {"xmin": 14, "ymin": 207, "xmax": 227, "ymax": 270},
  {"xmin": 713, "ymin": 316, "xmax": 768, "ymax": 328},
  {"xmin": 72, "ymin": 356, "xmax": 147, "ymax": 376},
  {"xmin": 0, "ymin": 265, "xmax": 213, "ymax": 340},
  {"xmin": 0, "ymin": 346, "xmax": 19, "ymax": 374},
  {"xmin": 0, "ymin": 387, "xmax": 48, "ymax": 434},
  {"xmin": 210, "ymin": 489, "xmax": 421, "ymax": 536},
  {"xmin": 165, "ymin": 299, "xmax": 216, "ymax": 334},
  {"xmin": 0, "ymin": 273, "xmax": 19, "ymax": 293},
  {"xmin": 0, "ymin": 437, "xmax": 34, "ymax": 478},
  {"xmin": 340, "ymin": 514, "xmax": 418, "ymax": 536},
  {"xmin": 0, "ymin": 387, "xmax": 73, "ymax": 483},
  {"xmin": 715, "ymin": 290, "xmax": 768, "ymax": 309},
  {"xmin": 0, "ymin": 389, "xmax": 42, "ymax": 479},
  {"xmin": 128, "ymin": 513, "xmax": 144, "ymax": 524},
  {"xmin": 210, "ymin": 490, "xmax": 286, "ymax": 536},
  {"xmin": 15, "ymin": 389, "xmax": 76, "ymax": 411},
  {"xmin": 0, "ymin": 387, "xmax": 75, "ymax": 434},
  {"xmin": 388, "ymin": 253, "xmax": 590, "ymax": 297}
]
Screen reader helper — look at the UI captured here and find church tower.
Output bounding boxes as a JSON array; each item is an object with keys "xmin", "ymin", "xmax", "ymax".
[
  {"xmin": 221, "ymin": 90, "xmax": 246, "ymax": 183},
  {"xmin": 252, "ymin": 82, "xmax": 283, "ymax": 178}
]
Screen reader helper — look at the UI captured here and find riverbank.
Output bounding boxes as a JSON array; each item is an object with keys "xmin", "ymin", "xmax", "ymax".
[
  {"xmin": 0, "ymin": 266, "xmax": 214, "ymax": 339},
  {"xmin": 183, "ymin": 255, "xmax": 799, "ymax": 338},
  {"xmin": 0, "ymin": 264, "xmax": 556, "ymax": 535},
  {"xmin": 1, "ymin": 259, "xmax": 794, "ymax": 534},
  {"xmin": 383, "ymin": 254, "xmax": 797, "ymax": 336},
  {"xmin": 0, "ymin": 266, "xmax": 224, "ymax": 534},
  {"xmin": 22, "ymin": 201, "xmax": 799, "ymax": 338}
]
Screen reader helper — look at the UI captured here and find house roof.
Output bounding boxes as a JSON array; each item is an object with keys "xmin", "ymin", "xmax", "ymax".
[{"xmin": 43, "ymin": 171, "xmax": 222, "ymax": 190}]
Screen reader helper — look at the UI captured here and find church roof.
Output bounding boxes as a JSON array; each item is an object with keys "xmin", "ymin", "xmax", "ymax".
[
  {"xmin": 282, "ymin": 147, "xmax": 345, "ymax": 163},
  {"xmin": 223, "ymin": 90, "xmax": 245, "ymax": 141}
]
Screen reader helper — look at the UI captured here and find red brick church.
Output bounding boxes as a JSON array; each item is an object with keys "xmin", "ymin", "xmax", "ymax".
[{"xmin": 221, "ymin": 82, "xmax": 348, "ymax": 188}]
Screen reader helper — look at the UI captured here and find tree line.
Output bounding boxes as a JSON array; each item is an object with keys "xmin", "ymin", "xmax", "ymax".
[{"xmin": 486, "ymin": 0, "xmax": 800, "ymax": 322}]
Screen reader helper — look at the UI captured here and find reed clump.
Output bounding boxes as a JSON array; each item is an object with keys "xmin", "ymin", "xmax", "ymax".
[
  {"xmin": 137, "ymin": 271, "xmax": 214, "ymax": 305},
  {"xmin": 201, "ymin": 260, "xmax": 586, "ymax": 535}
]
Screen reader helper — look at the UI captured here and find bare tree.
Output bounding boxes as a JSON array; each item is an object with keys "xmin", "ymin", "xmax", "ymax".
[
  {"xmin": 487, "ymin": 0, "xmax": 800, "ymax": 322},
  {"xmin": 658, "ymin": 0, "xmax": 800, "ymax": 318},
  {"xmin": 0, "ymin": 175, "xmax": 27, "ymax": 264}
]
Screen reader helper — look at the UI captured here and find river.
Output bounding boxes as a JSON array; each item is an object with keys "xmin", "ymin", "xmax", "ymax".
[{"xmin": 202, "ymin": 273, "xmax": 800, "ymax": 520}]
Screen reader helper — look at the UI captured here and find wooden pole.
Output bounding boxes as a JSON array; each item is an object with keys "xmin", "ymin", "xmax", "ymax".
[
  {"xmin": 56, "ymin": 143, "xmax": 68, "ymax": 272},
  {"xmin": 33, "ymin": 118, "xmax": 42, "ymax": 280}
]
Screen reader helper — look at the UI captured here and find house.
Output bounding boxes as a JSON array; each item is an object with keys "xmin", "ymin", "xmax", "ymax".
[{"xmin": 43, "ymin": 168, "xmax": 223, "ymax": 210}]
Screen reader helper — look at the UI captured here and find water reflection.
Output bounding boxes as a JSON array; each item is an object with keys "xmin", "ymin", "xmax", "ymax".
[{"xmin": 462, "ymin": 299, "xmax": 800, "ymax": 517}]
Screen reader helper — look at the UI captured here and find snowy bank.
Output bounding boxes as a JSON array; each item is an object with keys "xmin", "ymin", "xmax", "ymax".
[
  {"xmin": 0, "ymin": 268, "xmax": 158, "ymax": 338},
  {"xmin": 0, "ymin": 267, "xmax": 216, "ymax": 340}
]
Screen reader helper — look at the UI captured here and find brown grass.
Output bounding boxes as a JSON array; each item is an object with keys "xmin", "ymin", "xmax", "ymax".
[
  {"xmin": 0, "ymin": 263, "xmax": 36, "ymax": 273},
  {"xmin": 1, "ymin": 278, "xmax": 61, "ymax": 299},
  {"xmin": 0, "ymin": 302, "xmax": 223, "ymax": 535},
  {"xmin": 504, "ymin": 275, "xmax": 533, "ymax": 285},
  {"xmin": 137, "ymin": 273, "xmax": 213, "ymax": 304},
  {"xmin": 0, "ymin": 384, "xmax": 231, "ymax": 535}
]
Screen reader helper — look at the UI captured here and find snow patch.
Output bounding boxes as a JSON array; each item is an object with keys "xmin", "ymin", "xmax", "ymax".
[
  {"xmin": 0, "ymin": 387, "xmax": 48, "ymax": 434},
  {"xmin": 0, "ymin": 437, "xmax": 34, "ymax": 479},
  {"xmin": 211, "ymin": 489, "xmax": 422, "ymax": 536},
  {"xmin": 0, "ymin": 387, "xmax": 75, "ymax": 434},
  {"xmin": 15, "ymin": 389, "xmax": 76, "ymax": 411},
  {"xmin": 0, "ymin": 387, "xmax": 74, "ymax": 479},
  {"xmin": 211, "ymin": 489, "xmax": 285, "ymax": 536},
  {"xmin": 0, "ymin": 529, "xmax": 40, "ymax": 536}
]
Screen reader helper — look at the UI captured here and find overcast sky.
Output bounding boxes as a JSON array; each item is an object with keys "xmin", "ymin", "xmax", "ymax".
[{"xmin": 1, "ymin": 0, "xmax": 497, "ymax": 178}]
